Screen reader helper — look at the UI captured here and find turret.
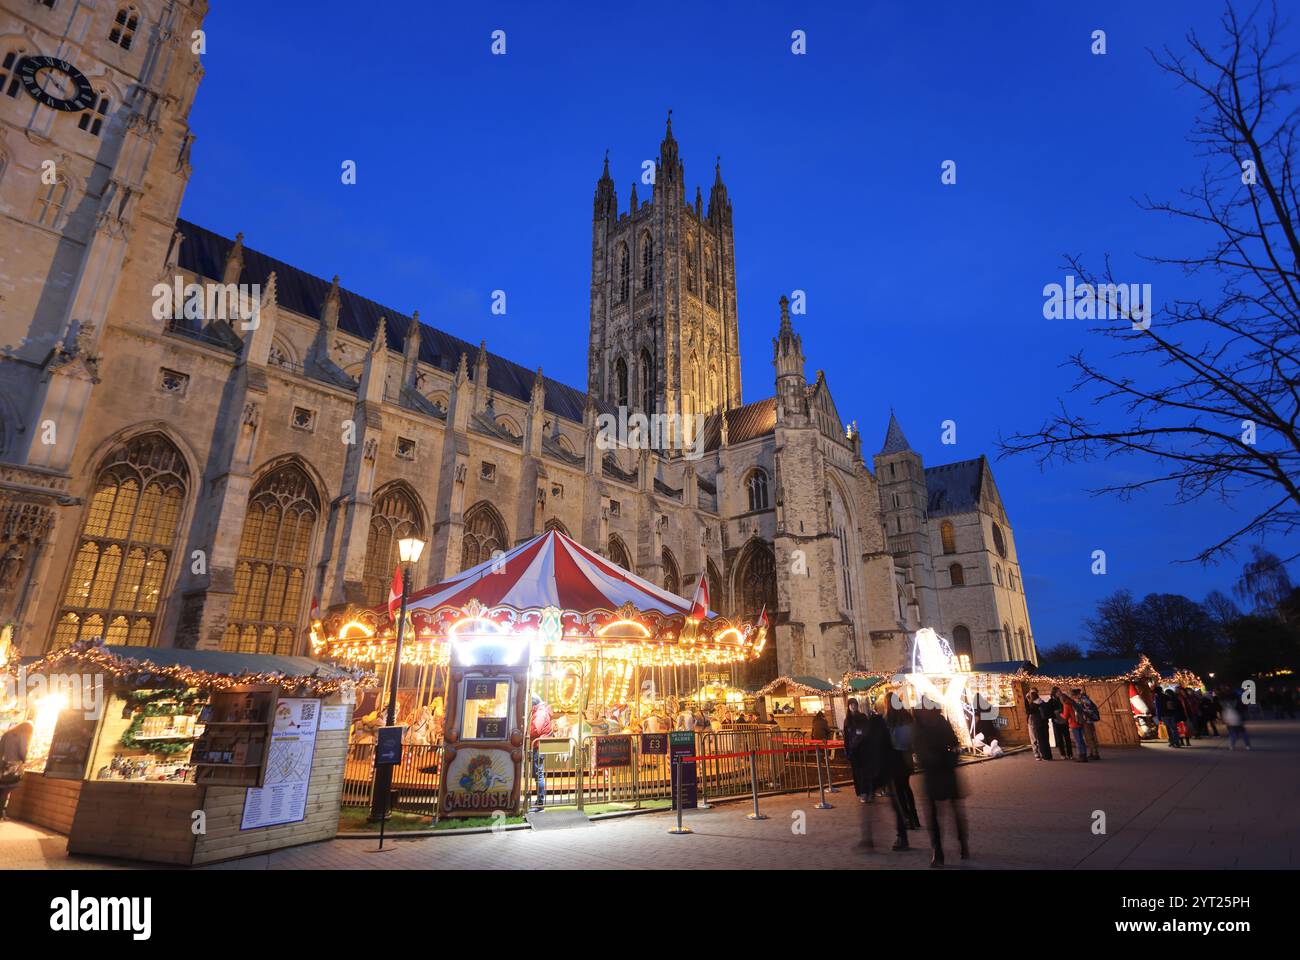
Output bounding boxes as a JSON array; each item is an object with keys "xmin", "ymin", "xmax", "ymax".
[
  {"xmin": 773, "ymin": 296, "xmax": 807, "ymax": 424},
  {"xmin": 593, "ymin": 150, "xmax": 617, "ymax": 221}
]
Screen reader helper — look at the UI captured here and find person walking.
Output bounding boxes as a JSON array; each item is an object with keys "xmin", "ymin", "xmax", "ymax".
[
  {"xmin": 1156, "ymin": 688, "xmax": 1184, "ymax": 747},
  {"xmin": 1024, "ymin": 688, "xmax": 1045, "ymax": 759},
  {"xmin": 1076, "ymin": 688, "xmax": 1102, "ymax": 760},
  {"xmin": 1060, "ymin": 690, "xmax": 1088, "ymax": 762},
  {"xmin": 1028, "ymin": 689, "xmax": 1053, "ymax": 761},
  {"xmin": 1049, "ymin": 687, "xmax": 1073, "ymax": 759},
  {"xmin": 1218, "ymin": 688, "xmax": 1251, "ymax": 751},
  {"xmin": 912, "ymin": 707, "xmax": 968, "ymax": 867},
  {"xmin": 0, "ymin": 720, "xmax": 33, "ymax": 820},
  {"xmin": 811, "ymin": 710, "xmax": 830, "ymax": 743},
  {"xmin": 884, "ymin": 697, "xmax": 922, "ymax": 830},
  {"xmin": 843, "ymin": 698, "xmax": 908, "ymax": 852}
]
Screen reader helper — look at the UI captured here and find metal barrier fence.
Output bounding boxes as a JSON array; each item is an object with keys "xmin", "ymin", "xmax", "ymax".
[{"xmin": 342, "ymin": 726, "xmax": 854, "ymax": 817}]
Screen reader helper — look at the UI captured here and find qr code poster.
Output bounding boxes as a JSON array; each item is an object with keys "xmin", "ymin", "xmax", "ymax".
[{"xmin": 242, "ymin": 698, "xmax": 322, "ymax": 831}]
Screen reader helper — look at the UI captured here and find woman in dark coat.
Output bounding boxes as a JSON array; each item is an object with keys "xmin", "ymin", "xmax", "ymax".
[
  {"xmin": 843, "ymin": 699, "xmax": 908, "ymax": 851},
  {"xmin": 0, "ymin": 720, "xmax": 33, "ymax": 820},
  {"xmin": 884, "ymin": 697, "xmax": 921, "ymax": 829},
  {"xmin": 912, "ymin": 707, "xmax": 968, "ymax": 867},
  {"xmin": 1027, "ymin": 690, "xmax": 1053, "ymax": 761}
]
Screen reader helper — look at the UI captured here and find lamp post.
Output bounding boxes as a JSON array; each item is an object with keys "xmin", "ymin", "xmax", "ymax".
[{"xmin": 369, "ymin": 536, "xmax": 426, "ymax": 825}]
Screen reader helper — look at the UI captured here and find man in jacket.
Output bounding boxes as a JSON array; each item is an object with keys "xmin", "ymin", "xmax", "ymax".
[
  {"xmin": 842, "ymin": 699, "xmax": 908, "ymax": 852},
  {"xmin": 1076, "ymin": 689, "xmax": 1102, "ymax": 760},
  {"xmin": 1049, "ymin": 687, "xmax": 1073, "ymax": 759},
  {"xmin": 1061, "ymin": 690, "xmax": 1089, "ymax": 762}
]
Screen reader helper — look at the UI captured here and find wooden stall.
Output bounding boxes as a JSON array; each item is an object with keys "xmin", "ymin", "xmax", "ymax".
[{"xmin": 4, "ymin": 643, "xmax": 366, "ymax": 865}]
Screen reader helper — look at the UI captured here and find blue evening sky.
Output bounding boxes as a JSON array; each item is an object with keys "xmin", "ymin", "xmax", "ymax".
[{"xmin": 180, "ymin": 1, "xmax": 1295, "ymax": 649}]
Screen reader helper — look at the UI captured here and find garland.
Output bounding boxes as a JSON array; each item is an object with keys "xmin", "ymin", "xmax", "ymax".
[{"xmin": 118, "ymin": 689, "xmax": 208, "ymax": 757}]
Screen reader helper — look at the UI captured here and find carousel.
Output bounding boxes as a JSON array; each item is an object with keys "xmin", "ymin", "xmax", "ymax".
[{"xmin": 314, "ymin": 529, "xmax": 766, "ymax": 745}]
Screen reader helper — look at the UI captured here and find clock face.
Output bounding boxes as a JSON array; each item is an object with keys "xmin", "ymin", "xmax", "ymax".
[{"xmin": 17, "ymin": 56, "xmax": 97, "ymax": 113}]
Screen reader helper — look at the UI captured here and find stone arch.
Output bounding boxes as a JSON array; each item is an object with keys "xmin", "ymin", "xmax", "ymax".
[
  {"xmin": 734, "ymin": 538, "xmax": 778, "ymax": 684},
  {"xmin": 461, "ymin": 499, "xmax": 508, "ymax": 571},
  {"xmin": 363, "ymin": 481, "xmax": 427, "ymax": 607},
  {"xmin": 661, "ymin": 547, "xmax": 680, "ymax": 596},
  {"xmin": 543, "ymin": 517, "xmax": 570, "ymax": 538},
  {"xmin": 706, "ymin": 558, "xmax": 724, "ymax": 613},
  {"xmin": 607, "ymin": 534, "xmax": 633, "ymax": 571}
]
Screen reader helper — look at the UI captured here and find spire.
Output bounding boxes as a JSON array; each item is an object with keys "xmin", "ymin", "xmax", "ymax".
[
  {"xmin": 593, "ymin": 149, "xmax": 616, "ymax": 220},
  {"xmin": 695, "ymin": 185, "xmax": 702, "ymax": 216},
  {"xmin": 879, "ymin": 411, "xmax": 913, "ymax": 455},
  {"xmin": 773, "ymin": 295, "xmax": 801, "ymax": 360},
  {"xmin": 659, "ymin": 109, "xmax": 679, "ymax": 183},
  {"xmin": 370, "ymin": 316, "xmax": 387, "ymax": 354},
  {"xmin": 629, "ymin": 180, "xmax": 639, "ymax": 214},
  {"xmin": 708, "ymin": 157, "xmax": 730, "ymax": 224},
  {"xmin": 773, "ymin": 295, "xmax": 807, "ymax": 424}
]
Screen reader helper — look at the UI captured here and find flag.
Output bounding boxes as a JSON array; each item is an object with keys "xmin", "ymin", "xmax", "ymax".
[
  {"xmin": 689, "ymin": 576, "xmax": 709, "ymax": 620},
  {"xmin": 309, "ymin": 596, "xmax": 319, "ymax": 621},
  {"xmin": 388, "ymin": 566, "xmax": 403, "ymax": 620},
  {"xmin": 757, "ymin": 605, "xmax": 769, "ymax": 630}
]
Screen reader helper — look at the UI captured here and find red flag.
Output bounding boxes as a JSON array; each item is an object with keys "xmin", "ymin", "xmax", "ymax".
[
  {"xmin": 309, "ymin": 596, "xmax": 319, "ymax": 620},
  {"xmin": 689, "ymin": 576, "xmax": 710, "ymax": 620},
  {"xmin": 388, "ymin": 566, "xmax": 403, "ymax": 620},
  {"xmin": 757, "ymin": 604, "xmax": 769, "ymax": 629}
]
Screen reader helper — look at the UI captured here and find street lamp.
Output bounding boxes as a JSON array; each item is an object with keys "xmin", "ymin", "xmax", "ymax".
[{"xmin": 369, "ymin": 536, "xmax": 426, "ymax": 826}]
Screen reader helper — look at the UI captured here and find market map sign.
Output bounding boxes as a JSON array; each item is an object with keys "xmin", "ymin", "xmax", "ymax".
[{"xmin": 241, "ymin": 698, "xmax": 320, "ymax": 831}]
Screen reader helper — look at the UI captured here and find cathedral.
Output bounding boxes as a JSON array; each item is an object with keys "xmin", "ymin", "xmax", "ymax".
[{"xmin": 0, "ymin": 0, "xmax": 1037, "ymax": 679}]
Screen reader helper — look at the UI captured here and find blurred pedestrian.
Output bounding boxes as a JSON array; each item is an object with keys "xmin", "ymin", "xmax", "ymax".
[
  {"xmin": 1024, "ymin": 687, "xmax": 1044, "ymax": 759},
  {"xmin": 843, "ymin": 698, "xmax": 909, "ymax": 852},
  {"xmin": 1156, "ymin": 688, "xmax": 1184, "ymax": 747},
  {"xmin": 1218, "ymin": 688, "xmax": 1251, "ymax": 751},
  {"xmin": 1060, "ymin": 690, "xmax": 1088, "ymax": 763},
  {"xmin": 1075, "ymin": 688, "xmax": 1102, "ymax": 760},
  {"xmin": 0, "ymin": 720, "xmax": 32, "ymax": 820},
  {"xmin": 913, "ymin": 707, "xmax": 968, "ymax": 867},
  {"xmin": 884, "ymin": 697, "xmax": 921, "ymax": 830},
  {"xmin": 1049, "ymin": 686, "xmax": 1072, "ymax": 759}
]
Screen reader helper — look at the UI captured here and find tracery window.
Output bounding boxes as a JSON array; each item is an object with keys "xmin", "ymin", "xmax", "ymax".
[
  {"xmin": 640, "ymin": 232, "xmax": 654, "ymax": 290},
  {"xmin": 661, "ymin": 548, "xmax": 680, "ymax": 596},
  {"xmin": 614, "ymin": 357, "xmax": 629, "ymax": 408},
  {"xmin": 617, "ymin": 243, "xmax": 630, "ymax": 303},
  {"xmin": 54, "ymin": 434, "xmax": 189, "ymax": 649},
  {"xmin": 110, "ymin": 6, "xmax": 140, "ymax": 50},
  {"xmin": 608, "ymin": 535, "xmax": 633, "ymax": 571},
  {"xmin": 363, "ymin": 484, "xmax": 423, "ymax": 607},
  {"xmin": 461, "ymin": 501, "xmax": 507, "ymax": 571},
  {"xmin": 746, "ymin": 470, "xmax": 769, "ymax": 512},
  {"xmin": 221, "ymin": 462, "xmax": 320, "ymax": 655}
]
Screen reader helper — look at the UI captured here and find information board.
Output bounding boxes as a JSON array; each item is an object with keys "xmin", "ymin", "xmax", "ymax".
[
  {"xmin": 594, "ymin": 735, "xmax": 632, "ymax": 769},
  {"xmin": 639, "ymin": 732, "xmax": 667, "ymax": 756},
  {"xmin": 240, "ymin": 698, "xmax": 320, "ymax": 831},
  {"xmin": 669, "ymin": 730, "xmax": 697, "ymax": 810}
]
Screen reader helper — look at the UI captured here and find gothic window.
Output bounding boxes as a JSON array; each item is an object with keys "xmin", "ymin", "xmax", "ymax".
[
  {"xmin": 746, "ymin": 470, "xmax": 769, "ymax": 512},
  {"xmin": 707, "ymin": 560, "xmax": 723, "ymax": 613},
  {"xmin": 1003, "ymin": 622, "xmax": 1012, "ymax": 650},
  {"xmin": 829, "ymin": 480, "xmax": 856, "ymax": 612},
  {"xmin": 614, "ymin": 357, "xmax": 629, "ymax": 408},
  {"xmin": 109, "ymin": 6, "xmax": 140, "ymax": 50},
  {"xmin": 661, "ymin": 548, "xmax": 680, "ymax": 596},
  {"xmin": 221, "ymin": 462, "xmax": 320, "ymax": 655},
  {"xmin": 461, "ymin": 501, "xmax": 507, "ymax": 572},
  {"xmin": 78, "ymin": 96, "xmax": 110, "ymax": 137},
  {"xmin": 32, "ymin": 174, "xmax": 71, "ymax": 228},
  {"xmin": 616, "ymin": 243, "xmax": 630, "ymax": 303},
  {"xmin": 640, "ymin": 232, "xmax": 653, "ymax": 290},
  {"xmin": 685, "ymin": 244, "xmax": 697, "ymax": 294},
  {"xmin": 952, "ymin": 625, "xmax": 972, "ymax": 660},
  {"xmin": 704, "ymin": 246, "xmax": 716, "ymax": 302},
  {"xmin": 940, "ymin": 520, "xmax": 956, "ymax": 554},
  {"xmin": 2, "ymin": 50, "xmax": 28, "ymax": 98},
  {"xmin": 639, "ymin": 350, "xmax": 654, "ymax": 414},
  {"xmin": 608, "ymin": 535, "xmax": 632, "ymax": 571},
  {"xmin": 736, "ymin": 542, "xmax": 777, "ymax": 684},
  {"xmin": 54, "ymin": 433, "xmax": 189, "ymax": 650},
  {"xmin": 543, "ymin": 517, "xmax": 570, "ymax": 537},
  {"xmin": 1017, "ymin": 627, "xmax": 1027, "ymax": 657},
  {"xmin": 991, "ymin": 522, "xmax": 1007, "ymax": 558},
  {"xmin": 949, "ymin": 562, "xmax": 965, "ymax": 586},
  {"xmin": 994, "ymin": 563, "xmax": 1003, "ymax": 587},
  {"xmin": 363, "ymin": 484, "xmax": 423, "ymax": 607}
]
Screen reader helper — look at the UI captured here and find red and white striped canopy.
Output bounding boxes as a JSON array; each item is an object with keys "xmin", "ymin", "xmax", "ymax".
[{"xmin": 399, "ymin": 528, "xmax": 716, "ymax": 620}]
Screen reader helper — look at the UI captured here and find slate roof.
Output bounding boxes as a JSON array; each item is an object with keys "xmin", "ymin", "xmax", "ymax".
[
  {"xmin": 924, "ymin": 456, "xmax": 986, "ymax": 518},
  {"xmin": 175, "ymin": 219, "xmax": 603, "ymax": 424},
  {"xmin": 879, "ymin": 411, "xmax": 912, "ymax": 454},
  {"xmin": 701, "ymin": 395, "xmax": 778, "ymax": 450}
]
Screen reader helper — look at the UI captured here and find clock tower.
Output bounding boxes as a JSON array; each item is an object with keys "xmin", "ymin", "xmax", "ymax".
[{"xmin": 0, "ymin": 0, "xmax": 208, "ymax": 468}]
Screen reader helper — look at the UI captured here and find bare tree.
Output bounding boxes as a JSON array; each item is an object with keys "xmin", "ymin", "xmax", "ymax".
[
  {"xmin": 999, "ymin": 3, "xmax": 1300, "ymax": 564},
  {"xmin": 1233, "ymin": 544, "xmax": 1295, "ymax": 610}
]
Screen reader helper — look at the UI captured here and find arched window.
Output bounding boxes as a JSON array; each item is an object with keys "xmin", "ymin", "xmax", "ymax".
[
  {"xmin": 608, "ymin": 535, "xmax": 633, "ymax": 571},
  {"xmin": 1003, "ymin": 622, "xmax": 1012, "ymax": 651},
  {"xmin": 221, "ymin": 462, "xmax": 320, "ymax": 655},
  {"xmin": 707, "ymin": 559, "xmax": 723, "ymax": 614},
  {"xmin": 746, "ymin": 470, "xmax": 769, "ymax": 512},
  {"xmin": 952, "ymin": 625, "xmax": 972, "ymax": 660},
  {"xmin": 994, "ymin": 563, "xmax": 1003, "ymax": 587},
  {"xmin": 640, "ymin": 232, "xmax": 654, "ymax": 289},
  {"xmin": 461, "ymin": 501, "xmax": 507, "ymax": 571},
  {"xmin": 704, "ymin": 245, "xmax": 716, "ymax": 302},
  {"xmin": 614, "ymin": 357, "xmax": 629, "ymax": 408},
  {"xmin": 661, "ymin": 548, "xmax": 680, "ymax": 596},
  {"xmin": 639, "ymin": 350, "xmax": 654, "ymax": 414},
  {"xmin": 736, "ymin": 542, "xmax": 778, "ymax": 684},
  {"xmin": 940, "ymin": 520, "xmax": 956, "ymax": 554},
  {"xmin": 616, "ymin": 243, "xmax": 630, "ymax": 303},
  {"xmin": 78, "ymin": 95, "xmax": 110, "ymax": 137},
  {"xmin": 1, "ymin": 50, "xmax": 27, "ymax": 99},
  {"xmin": 991, "ymin": 522, "xmax": 1007, "ymax": 558},
  {"xmin": 685, "ymin": 244, "xmax": 697, "ymax": 294},
  {"xmin": 1017, "ymin": 627, "xmax": 1027, "ymax": 658},
  {"xmin": 362, "ymin": 484, "xmax": 423, "ymax": 607},
  {"xmin": 543, "ymin": 517, "xmax": 570, "ymax": 537},
  {"xmin": 109, "ymin": 6, "xmax": 140, "ymax": 50},
  {"xmin": 32, "ymin": 174, "xmax": 70, "ymax": 228},
  {"xmin": 54, "ymin": 433, "xmax": 189, "ymax": 650},
  {"xmin": 949, "ymin": 562, "xmax": 964, "ymax": 586},
  {"xmin": 828, "ymin": 479, "xmax": 856, "ymax": 613}
]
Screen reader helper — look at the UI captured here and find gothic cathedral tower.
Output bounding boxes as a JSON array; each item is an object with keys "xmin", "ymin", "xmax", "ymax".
[{"xmin": 587, "ymin": 115, "xmax": 743, "ymax": 426}]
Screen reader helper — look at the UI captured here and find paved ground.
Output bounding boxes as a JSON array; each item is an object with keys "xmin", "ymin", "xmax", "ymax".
[{"xmin": 5, "ymin": 720, "xmax": 1297, "ymax": 870}]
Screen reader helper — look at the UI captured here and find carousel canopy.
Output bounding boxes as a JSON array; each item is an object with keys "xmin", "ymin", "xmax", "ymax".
[{"xmin": 398, "ymin": 528, "xmax": 716, "ymax": 621}]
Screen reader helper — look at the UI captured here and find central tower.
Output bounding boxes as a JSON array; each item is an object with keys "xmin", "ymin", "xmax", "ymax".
[{"xmin": 587, "ymin": 115, "xmax": 743, "ymax": 424}]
